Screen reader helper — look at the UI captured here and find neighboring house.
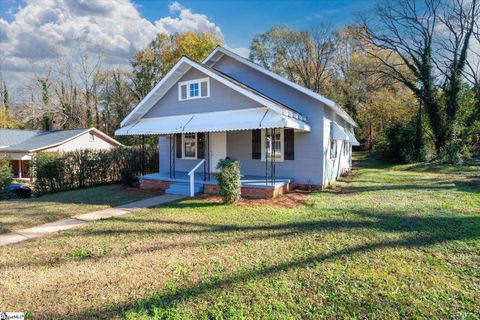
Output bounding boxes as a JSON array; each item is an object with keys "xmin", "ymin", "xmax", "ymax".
[
  {"xmin": 116, "ymin": 46, "xmax": 359, "ymax": 198},
  {"xmin": 0, "ymin": 128, "xmax": 122, "ymax": 178}
]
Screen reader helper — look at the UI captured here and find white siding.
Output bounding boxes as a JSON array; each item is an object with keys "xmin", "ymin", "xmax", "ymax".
[{"xmin": 45, "ymin": 132, "xmax": 116, "ymax": 152}]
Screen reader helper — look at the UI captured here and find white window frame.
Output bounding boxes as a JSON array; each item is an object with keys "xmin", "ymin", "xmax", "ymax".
[
  {"xmin": 261, "ymin": 128, "xmax": 284, "ymax": 162},
  {"xmin": 330, "ymin": 139, "xmax": 338, "ymax": 160},
  {"xmin": 178, "ymin": 78, "xmax": 210, "ymax": 101},
  {"xmin": 182, "ymin": 133, "xmax": 197, "ymax": 159}
]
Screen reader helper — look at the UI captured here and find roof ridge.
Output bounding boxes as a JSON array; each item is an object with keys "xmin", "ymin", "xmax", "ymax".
[
  {"xmin": 201, "ymin": 63, "xmax": 306, "ymax": 120},
  {"xmin": 204, "ymin": 46, "xmax": 357, "ymax": 127}
]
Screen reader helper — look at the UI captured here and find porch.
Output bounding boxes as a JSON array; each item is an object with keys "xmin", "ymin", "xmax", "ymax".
[
  {"xmin": 116, "ymin": 107, "xmax": 311, "ymax": 198},
  {"xmin": 139, "ymin": 171, "xmax": 293, "ymax": 199}
]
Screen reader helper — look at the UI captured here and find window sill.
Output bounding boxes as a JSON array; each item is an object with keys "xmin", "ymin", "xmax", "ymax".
[{"xmin": 179, "ymin": 95, "xmax": 210, "ymax": 101}]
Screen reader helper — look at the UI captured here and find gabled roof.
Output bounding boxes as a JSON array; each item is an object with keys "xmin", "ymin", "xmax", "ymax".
[
  {"xmin": 0, "ymin": 128, "xmax": 122, "ymax": 152},
  {"xmin": 120, "ymin": 56, "xmax": 307, "ymax": 128},
  {"xmin": 0, "ymin": 129, "xmax": 40, "ymax": 148},
  {"xmin": 203, "ymin": 46, "xmax": 357, "ymax": 127}
]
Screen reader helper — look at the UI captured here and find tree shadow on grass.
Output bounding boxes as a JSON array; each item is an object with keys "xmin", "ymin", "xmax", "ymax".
[
  {"xmin": 67, "ymin": 224, "xmax": 478, "ymax": 320},
  {"xmin": 339, "ymin": 181, "xmax": 479, "ymax": 194},
  {"xmin": 5, "ymin": 207, "xmax": 478, "ymax": 272}
]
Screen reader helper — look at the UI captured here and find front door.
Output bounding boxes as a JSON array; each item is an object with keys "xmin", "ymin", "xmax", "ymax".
[{"xmin": 209, "ymin": 132, "xmax": 227, "ymax": 173}]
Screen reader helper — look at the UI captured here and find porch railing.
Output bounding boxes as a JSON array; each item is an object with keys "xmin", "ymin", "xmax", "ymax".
[{"xmin": 188, "ymin": 159, "xmax": 206, "ymax": 197}]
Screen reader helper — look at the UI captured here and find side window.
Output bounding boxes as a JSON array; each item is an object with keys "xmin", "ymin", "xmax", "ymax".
[
  {"xmin": 179, "ymin": 78, "xmax": 209, "ymax": 101},
  {"xmin": 330, "ymin": 139, "xmax": 337, "ymax": 159}
]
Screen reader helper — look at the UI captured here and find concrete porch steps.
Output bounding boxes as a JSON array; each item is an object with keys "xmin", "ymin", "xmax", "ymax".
[{"xmin": 166, "ymin": 181, "xmax": 203, "ymax": 195}]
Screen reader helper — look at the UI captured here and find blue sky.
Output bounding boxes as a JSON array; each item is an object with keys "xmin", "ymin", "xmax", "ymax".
[
  {"xmin": 0, "ymin": 0, "xmax": 375, "ymax": 98},
  {"xmin": 1, "ymin": 0, "xmax": 375, "ymax": 51},
  {"xmin": 133, "ymin": 0, "xmax": 375, "ymax": 49}
]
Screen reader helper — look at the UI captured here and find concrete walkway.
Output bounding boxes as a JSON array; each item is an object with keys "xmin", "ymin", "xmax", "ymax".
[{"xmin": 0, "ymin": 194, "xmax": 185, "ymax": 247}]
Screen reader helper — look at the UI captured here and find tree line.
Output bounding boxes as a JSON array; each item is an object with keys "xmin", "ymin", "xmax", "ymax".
[{"xmin": 2, "ymin": 0, "xmax": 479, "ymax": 163}]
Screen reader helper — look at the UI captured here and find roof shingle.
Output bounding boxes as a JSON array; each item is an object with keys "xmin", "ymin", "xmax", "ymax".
[{"xmin": 0, "ymin": 128, "xmax": 90, "ymax": 152}]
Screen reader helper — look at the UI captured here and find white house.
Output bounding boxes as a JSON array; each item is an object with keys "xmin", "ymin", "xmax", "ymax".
[{"xmin": 0, "ymin": 128, "xmax": 122, "ymax": 178}]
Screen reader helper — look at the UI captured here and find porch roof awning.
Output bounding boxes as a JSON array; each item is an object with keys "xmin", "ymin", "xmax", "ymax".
[
  {"xmin": 344, "ymin": 128, "xmax": 360, "ymax": 146},
  {"xmin": 115, "ymin": 108, "xmax": 310, "ymax": 136},
  {"xmin": 331, "ymin": 121, "xmax": 349, "ymax": 140}
]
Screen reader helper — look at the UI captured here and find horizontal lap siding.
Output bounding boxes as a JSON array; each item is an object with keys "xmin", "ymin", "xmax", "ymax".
[
  {"xmin": 159, "ymin": 135, "xmax": 206, "ymax": 174},
  {"xmin": 215, "ymin": 56, "xmax": 326, "ymax": 185},
  {"xmin": 144, "ymin": 68, "xmax": 264, "ymax": 118},
  {"xmin": 323, "ymin": 109, "xmax": 352, "ymax": 184}
]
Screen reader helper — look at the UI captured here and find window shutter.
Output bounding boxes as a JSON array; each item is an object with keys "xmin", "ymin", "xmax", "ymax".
[
  {"xmin": 180, "ymin": 85, "xmax": 187, "ymax": 100},
  {"xmin": 252, "ymin": 129, "xmax": 261, "ymax": 159},
  {"xmin": 176, "ymin": 133, "xmax": 182, "ymax": 158},
  {"xmin": 284, "ymin": 129, "xmax": 294, "ymax": 160},
  {"xmin": 197, "ymin": 132, "xmax": 205, "ymax": 159},
  {"xmin": 200, "ymin": 81, "xmax": 208, "ymax": 97}
]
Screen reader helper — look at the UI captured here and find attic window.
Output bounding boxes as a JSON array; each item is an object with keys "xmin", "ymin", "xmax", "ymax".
[{"xmin": 178, "ymin": 78, "xmax": 210, "ymax": 101}]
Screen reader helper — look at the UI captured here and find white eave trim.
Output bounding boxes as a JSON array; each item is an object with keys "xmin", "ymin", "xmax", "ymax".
[
  {"xmin": 203, "ymin": 46, "xmax": 357, "ymax": 127},
  {"xmin": 120, "ymin": 56, "xmax": 306, "ymax": 127}
]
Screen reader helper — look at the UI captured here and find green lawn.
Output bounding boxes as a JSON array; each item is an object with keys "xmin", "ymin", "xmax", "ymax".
[
  {"xmin": 0, "ymin": 185, "xmax": 158, "ymax": 233},
  {"xmin": 0, "ymin": 153, "xmax": 478, "ymax": 319}
]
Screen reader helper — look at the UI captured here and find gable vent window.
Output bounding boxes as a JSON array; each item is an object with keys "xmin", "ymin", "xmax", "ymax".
[{"xmin": 179, "ymin": 78, "xmax": 210, "ymax": 101}]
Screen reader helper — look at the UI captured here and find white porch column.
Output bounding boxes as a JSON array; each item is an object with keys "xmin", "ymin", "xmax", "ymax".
[{"xmin": 18, "ymin": 160, "xmax": 22, "ymax": 179}]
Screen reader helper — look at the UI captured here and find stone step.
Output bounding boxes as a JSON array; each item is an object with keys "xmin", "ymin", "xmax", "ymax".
[{"xmin": 166, "ymin": 182, "xmax": 203, "ymax": 195}]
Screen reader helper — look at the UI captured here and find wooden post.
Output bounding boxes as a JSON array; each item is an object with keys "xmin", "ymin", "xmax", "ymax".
[{"xmin": 18, "ymin": 160, "xmax": 22, "ymax": 179}]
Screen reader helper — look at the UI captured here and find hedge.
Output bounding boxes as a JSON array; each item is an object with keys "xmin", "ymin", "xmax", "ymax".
[
  {"xmin": 32, "ymin": 146, "xmax": 158, "ymax": 195},
  {"xmin": 0, "ymin": 157, "xmax": 13, "ymax": 196}
]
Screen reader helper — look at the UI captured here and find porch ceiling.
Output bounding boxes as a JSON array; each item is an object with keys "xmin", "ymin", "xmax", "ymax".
[{"xmin": 115, "ymin": 108, "xmax": 310, "ymax": 136}]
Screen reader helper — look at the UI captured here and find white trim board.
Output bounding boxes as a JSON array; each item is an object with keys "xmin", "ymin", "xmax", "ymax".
[{"xmin": 203, "ymin": 46, "xmax": 357, "ymax": 127}]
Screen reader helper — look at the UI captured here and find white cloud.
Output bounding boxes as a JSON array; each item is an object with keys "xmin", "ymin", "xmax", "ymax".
[
  {"xmin": 0, "ymin": 0, "xmax": 224, "ymax": 101},
  {"xmin": 225, "ymin": 45, "xmax": 250, "ymax": 58},
  {"xmin": 155, "ymin": 5, "xmax": 222, "ymax": 38},
  {"xmin": 169, "ymin": 1, "xmax": 184, "ymax": 13}
]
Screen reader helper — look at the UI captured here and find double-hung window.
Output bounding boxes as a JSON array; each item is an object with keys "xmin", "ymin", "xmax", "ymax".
[
  {"xmin": 261, "ymin": 129, "xmax": 284, "ymax": 162},
  {"xmin": 179, "ymin": 78, "xmax": 209, "ymax": 101},
  {"xmin": 182, "ymin": 133, "xmax": 197, "ymax": 159},
  {"xmin": 330, "ymin": 140, "xmax": 338, "ymax": 159}
]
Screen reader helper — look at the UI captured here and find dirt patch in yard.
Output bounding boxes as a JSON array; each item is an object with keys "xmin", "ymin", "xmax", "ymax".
[
  {"xmin": 196, "ymin": 191, "xmax": 309, "ymax": 209},
  {"xmin": 110, "ymin": 185, "xmax": 164, "ymax": 197}
]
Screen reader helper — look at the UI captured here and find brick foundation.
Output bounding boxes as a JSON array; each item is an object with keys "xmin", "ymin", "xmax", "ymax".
[
  {"xmin": 291, "ymin": 183, "xmax": 323, "ymax": 191},
  {"xmin": 205, "ymin": 182, "xmax": 291, "ymax": 199},
  {"xmin": 204, "ymin": 184, "xmax": 220, "ymax": 195},
  {"xmin": 140, "ymin": 179, "xmax": 170, "ymax": 192}
]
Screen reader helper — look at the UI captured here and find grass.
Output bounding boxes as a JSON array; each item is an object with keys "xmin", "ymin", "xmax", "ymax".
[
  {"xmin": 0, "ymin": 184, "xmax": 158, "ymax": 233},
  {"xmin": 0, "ymin": 153, "xmax": 478, "ymax": 319}
]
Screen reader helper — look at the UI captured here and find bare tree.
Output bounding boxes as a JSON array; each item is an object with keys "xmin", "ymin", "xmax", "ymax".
[
  {"xmin": 361, "ymin": 0, "xmax": 440, "ymax": 159},
  {"xmin": 437, "ymin": 0, "xmax": 479, "ymax": 147},
  {"xmin": 250, "ymin": 25, "xmax": 335, "ymax": 92},
  {"xmin": 78, "ymin": 48, "xmax": 104, "ymax": 129},
  {"xmin": 465, "ymin": 16, "xmax": 480, "ymax": 115},
  {"xmin": 281, "ymin": 26, "xmax": 335, "ymax": 92},
  {"xmin": 361, "ymin": 0, "xmax": 479, "ymax": 159}
]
